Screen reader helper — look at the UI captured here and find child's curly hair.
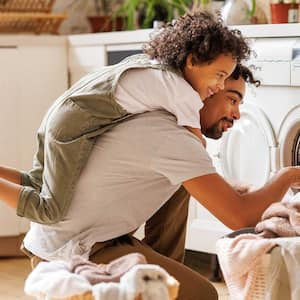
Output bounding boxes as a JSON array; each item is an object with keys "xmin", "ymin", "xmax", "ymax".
[{"xmin": 143, "ymin": 12, "xmax": 251, "ymax": 71}]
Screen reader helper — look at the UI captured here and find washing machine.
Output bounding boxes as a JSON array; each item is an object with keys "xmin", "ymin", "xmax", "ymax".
[{"xmin": 185, "ymin": 37, "xmax": 300, "ymax": 254}]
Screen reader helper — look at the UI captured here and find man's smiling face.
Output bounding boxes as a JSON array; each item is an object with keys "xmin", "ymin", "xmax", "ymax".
[{"xmin": 200, "ymin": 75, "xmax": 245, "ymax": 139}]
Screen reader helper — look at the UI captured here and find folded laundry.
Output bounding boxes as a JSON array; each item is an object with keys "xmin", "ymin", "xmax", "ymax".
[{"xmin": 69, "ymin": 253, "xmax": 147, "ymax": 285}]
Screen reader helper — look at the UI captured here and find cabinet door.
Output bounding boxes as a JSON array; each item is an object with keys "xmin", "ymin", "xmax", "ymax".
[
  {"xmin": 68, "ymin": 45, "xmax": 106, "ymax": 85},
  {"xmin": 0, "ymin": 47, "xmax": 22, "ymax": 236},
  {"xmin": 18, "ymin": 45, "xmax": 68, "ymax": 172},
  {"xmin": 0, "ymin": 42, "xmax": 68, "ymax": 237}
]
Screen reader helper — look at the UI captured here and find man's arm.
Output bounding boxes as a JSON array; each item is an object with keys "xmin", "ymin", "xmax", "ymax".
[{"xmin": 183, "ymin": 167, "xmax": 299, "ymax": 230}]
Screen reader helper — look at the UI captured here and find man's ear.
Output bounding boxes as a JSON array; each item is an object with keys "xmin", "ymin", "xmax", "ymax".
[{"xmin": 185, "ymin": 54, "xmax": 194, "ymax": 69}]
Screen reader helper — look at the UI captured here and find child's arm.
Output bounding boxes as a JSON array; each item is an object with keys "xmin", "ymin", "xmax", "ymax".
[
  {"xmin": 0, "ymin": 166, "xmax": 22, "ymax": 209},
  {"xmin": 0, "ymin": 166, "xmax": 22, "ymax": 184},
  {"xmin": 185, "ymin": 126, "xmax": 206, "ymax": 148}
]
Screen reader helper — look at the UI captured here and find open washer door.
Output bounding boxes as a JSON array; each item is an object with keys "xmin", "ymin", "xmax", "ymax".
[
  {"xmin": 219, "ymin": 102, "xmax": 277, "ymax": 188},
  {"xmin": 278, "ymin": 105, "xmax": 300, "ymax": 169}
]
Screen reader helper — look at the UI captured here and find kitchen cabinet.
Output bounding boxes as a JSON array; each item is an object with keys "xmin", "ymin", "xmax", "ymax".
[
  {"xmin": 68, "ymin": 45, "xmax": 106, "ymax": 85},
  {"xmin": 0, "ymin": 36, "xmax": 68, "ymax": 253},
  {"xmin": 67, "ymin": 30, "xmax": 148, "ymax": 84}
]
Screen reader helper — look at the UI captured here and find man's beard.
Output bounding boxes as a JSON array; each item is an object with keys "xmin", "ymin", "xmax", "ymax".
[
  {"xmin": 203, "ymin": 118, "xmax": 233, "ymax": 139},
  {"xmin": 203, "ymin": 123, "xmax": 223, "ymax": 139}
]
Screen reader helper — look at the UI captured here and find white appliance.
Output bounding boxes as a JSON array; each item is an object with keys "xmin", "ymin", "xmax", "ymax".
[{"xmin": 185, "ymin": 37, "xmax": 300, "ymax": 254}]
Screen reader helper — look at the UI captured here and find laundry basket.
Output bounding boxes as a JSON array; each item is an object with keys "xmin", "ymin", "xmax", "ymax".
[{"xmin": 216, "ymin": 228, "xmax": 275, "ymax": 300}]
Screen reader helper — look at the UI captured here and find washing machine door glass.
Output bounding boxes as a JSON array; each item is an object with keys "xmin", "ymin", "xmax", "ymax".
[
  {"xmin": 278, "ymin": 105, "xmax": 300, "ymax": 167},
  {"xmin": 219, "ymin": 103, "xmax": 276, "ymax": 188}
]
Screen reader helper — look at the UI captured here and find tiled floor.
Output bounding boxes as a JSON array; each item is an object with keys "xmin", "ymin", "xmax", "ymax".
[{"xmin": 0, "ymin": 254, "xmax": 229, "ymax": 300}]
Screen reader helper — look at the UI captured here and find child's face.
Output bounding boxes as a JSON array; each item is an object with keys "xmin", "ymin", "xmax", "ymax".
[{"xmin": 183, "ymin": 54, "xmax": 236, "ymax": 101}]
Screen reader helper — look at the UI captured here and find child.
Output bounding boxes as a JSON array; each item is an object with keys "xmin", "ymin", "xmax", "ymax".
[{"xmin": 0, "ymin": 12, "xmax": 250, "ymax": 224}]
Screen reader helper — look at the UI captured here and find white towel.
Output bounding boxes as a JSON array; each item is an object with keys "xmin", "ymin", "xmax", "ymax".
[
  {"xmin": 25, "ymin": 261, "xmax": 178, "ymax": 300},
  {"xmin": 92, "ymin": 265, "xmax": 173, "ymax": 300},
  {"xmin": 24, "ymin": 260, "xmax": 91, "ymax": 298}
]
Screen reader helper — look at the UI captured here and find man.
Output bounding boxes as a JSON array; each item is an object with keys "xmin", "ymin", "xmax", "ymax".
[{"xmin": 19, "ymin": 64, "xmax": 300, "ymax": 299}]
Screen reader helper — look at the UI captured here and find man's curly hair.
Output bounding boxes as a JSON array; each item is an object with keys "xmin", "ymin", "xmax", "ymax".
[
  {"xmin": 143, "ymin": 12, "xmax": 251, "ymax": 71},
  {"xmin": 230, "ymin": 64, "xmax": 261, "ymax": 87}
]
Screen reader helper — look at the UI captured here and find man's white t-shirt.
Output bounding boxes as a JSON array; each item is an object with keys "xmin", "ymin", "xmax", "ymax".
[
  {"xmin": 115, "ymin": 67, "xmax": 203, "ymax": 129},
  {"xmin": 23, "ymin": 111, "xmax": 215, "ymax": 261}
]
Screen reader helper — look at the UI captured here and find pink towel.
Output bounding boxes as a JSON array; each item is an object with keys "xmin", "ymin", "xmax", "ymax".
[
  {"xmin": 216, "ymin": 234, "xmax": 276, "ymax": 300},
  {"xmin": 69, "ymin": 252, "xmax": 147, "ymax": 285},
  {"xmin": 255, "ymin": 201, "xmax": 300, "ymax": 238}
]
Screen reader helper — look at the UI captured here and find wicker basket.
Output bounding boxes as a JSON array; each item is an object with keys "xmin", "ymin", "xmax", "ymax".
[
  {"xmin": 0, "ymin": 0, "xmax": 56, "ymax": 13},
  {"xmin": 0, "ymin": 12, "xmax": 66, "ymax": 34}
]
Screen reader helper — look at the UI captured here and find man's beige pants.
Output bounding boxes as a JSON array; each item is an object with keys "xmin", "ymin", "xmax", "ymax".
[{"xmin": 25, "ymin": 187, "xmax": 218, "ymax": 300}]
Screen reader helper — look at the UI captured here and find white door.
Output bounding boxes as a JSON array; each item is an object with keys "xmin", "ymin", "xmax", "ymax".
[
  {"xmin": 0, "ymin": 39, "xmax": 68, "ymax": 237},
  {"xmin": 0, "ymin": 47, "xmax": 22, "ymax": 236},
  {"xmin": 219, "ymin": 102, "xmax": 277, "ymax": 188}
]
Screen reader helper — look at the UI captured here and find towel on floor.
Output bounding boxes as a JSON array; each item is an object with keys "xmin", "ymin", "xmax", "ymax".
[
  {"xmin": 69, "ymin": 253, "xmax": 147, "ymax": 284},
  {"xmin": 255, "ymin": 200, "xmax": 300, "ymax": 238}
]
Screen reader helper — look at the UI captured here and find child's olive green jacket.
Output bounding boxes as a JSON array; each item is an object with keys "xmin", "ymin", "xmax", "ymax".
[{"xmin": 17, "ymin": 54, "xmax": 181, "ymax": 224}]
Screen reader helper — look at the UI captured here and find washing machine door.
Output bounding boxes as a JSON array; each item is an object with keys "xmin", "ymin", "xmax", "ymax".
[
  {"xmin": 278, "ymin": 104, "xmax": 300, "ymax": 168},
  {"xmin": 219, "ymin": 103, "xmax": 277, "ymax": 188}
]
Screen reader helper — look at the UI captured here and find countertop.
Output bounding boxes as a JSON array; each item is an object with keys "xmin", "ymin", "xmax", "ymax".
[
  {"xmin": 68, "ymin": 23, "xmax": 300, "ymax": 47},
  {"xmin": 0, "ymin": 34, "xmax": 66, "ymax": 46},
  {"xmin": 1, "ymin": 23, "xmax": 299, "ymax": 47}
]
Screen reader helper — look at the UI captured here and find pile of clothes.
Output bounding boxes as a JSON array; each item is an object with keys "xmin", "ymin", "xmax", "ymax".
[
  {"xmin": 24, "ymin": 253, "xmax": 179, "ymax": 300},
  {"xmin": 217, "ymin": 192, "xmax": 300, "ymax": 300}
]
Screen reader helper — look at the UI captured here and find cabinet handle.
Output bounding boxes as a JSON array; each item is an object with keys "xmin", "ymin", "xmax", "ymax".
[{"xmin": 0, "ymin": 46, "xmax": 18, "ymax": 49}]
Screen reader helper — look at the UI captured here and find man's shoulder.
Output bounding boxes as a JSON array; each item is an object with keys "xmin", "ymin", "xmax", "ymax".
[
  {"xmin": 128, "ymin": 110, "xmax": 186, "ymax": 130},
  {"xmin": 126, "ymin": 110, "xmax": 202, "ymax": 145}
]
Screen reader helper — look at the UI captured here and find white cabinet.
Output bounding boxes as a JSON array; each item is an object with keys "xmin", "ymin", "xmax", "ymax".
[
  {"xmin": 0, "ymin": 36, "xmax": 68, "ymax": 237},
  {"xmin": 68, "ymin": 45, "xmax": 106, "ymax": 85},
  {"xmin": 0, "ymin": 47, "xmax": 21, "ymax": 236},
  {"xmin": 67, "ymin": 30, "xmax": 151, "ymax": 84}
]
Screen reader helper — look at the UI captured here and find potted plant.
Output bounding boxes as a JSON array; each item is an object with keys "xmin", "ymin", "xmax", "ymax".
[
  {"xmin": 115, "ymin": 0, "xmax": 175, "ymax": 30},
  {"xmin": 270, "ymin": 0, "xmax": 299, "ymax": 24},
  {"xmin": 87, "ymin": 0, "xmax": 124, "ymax": 32},
  {"xmin": 170, "ymin": 0, "xmax": 211, "ymax": 15}
]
